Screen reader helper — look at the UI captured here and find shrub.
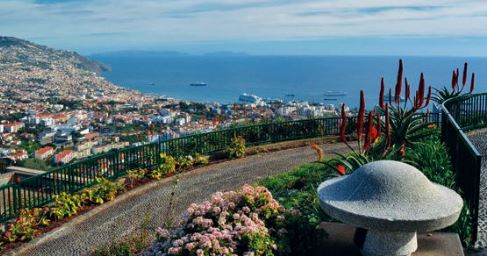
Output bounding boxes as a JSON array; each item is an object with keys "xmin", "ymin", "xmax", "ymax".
[
  {"xmin": 80, "ymin": 188, "xmax": 98, "ymax": 204},
  {"xmin": 159, "ymin": 153, "xmax": 177, "ymax": 175},
  {"xmin": 145, "ymin": 185, "xmax": 284, "ymax": 256},
  {"xmin": 126, "ymin": 169, "xmax": 147, "ymax": 188},
  {"xmin": 50, "ymin": 192, "xmax": 82, "ymax": 220},
  {"xmin": 91, "ymin": 177, "xmax": 125, "ymax": 204},
  {"xmin": 227, "ymin": 136, "xmax": 246, "ymax": 159},
  {"xmin": 24, "ymin": 208, "xmax": 51, "ymax": 227},
  {"xmin": 405, "ymin": 140, "xmax": 455, "ymax": 188},
  {"xmin": 148, "ymin": 169, "xmax": 163, "ymax": 180},
  {"xmin": 2, "ymin": 208, "xmax": 50, "ymax": 243},
  {"xmin": 260, "ymin": 163, "xmax": 334, "ymax": 255},
  {"xmin": 3, "ymin": 222, "xmax": 36, "ymax": 243},
  {"xmin": 193, "ymin": 154, "xmax": 209, "ymax": 165},
  {"xmin": 177, "ymin": 155, "xmax": 193, "ymax": 170}
]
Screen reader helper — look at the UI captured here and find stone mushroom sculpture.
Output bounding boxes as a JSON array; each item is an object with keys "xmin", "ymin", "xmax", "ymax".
[{"xmin": 317, "ymin": 160, "xmax": 463, "ymax": 256}]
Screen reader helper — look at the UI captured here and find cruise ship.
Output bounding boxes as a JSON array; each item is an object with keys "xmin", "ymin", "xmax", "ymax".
[{"xmin": 239, "ymin": 93, "xmax": 263, "ymax": 104}]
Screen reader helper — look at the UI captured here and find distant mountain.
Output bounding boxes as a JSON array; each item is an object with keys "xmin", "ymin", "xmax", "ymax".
[
  {"xmin": 0, "ymin": 36, "xmax": 110, "ymax": 74},
  {"xmin": 0, "ymin": 36, "xmax": 136, "ymax": 102},
  {"xmin": 91, "ymin": 50, "xmax": 250, "ymax": 58},
  {"xmin": 91, "ymin": 50, "xmax": 189, "ymax": 58},
  {"xmin": 203, "ymin": 51, "xmax": 249, "ymax": 56}
]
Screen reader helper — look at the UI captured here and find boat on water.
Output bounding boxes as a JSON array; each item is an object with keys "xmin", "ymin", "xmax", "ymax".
[
  {"xmin": 285, "ymin": 94, "xmax": 295, "ymax": 97},
  {"xmin": 148, "ymin": 82, "xmax": 156, "ymax": 86},
  {"xmin": 239, "ymin": 93, "xmax": 264, "ymax": 104},
  {"xmin": 324, "ymin": 98, "xmax": 338, "ymax": 101},
  {"xmin": 189, "ymin": 82, "xmax": 207, "ymax": 87},
  {"xmin": 324, "ymin": 91, "xmax": 347, "ymax": 97}
]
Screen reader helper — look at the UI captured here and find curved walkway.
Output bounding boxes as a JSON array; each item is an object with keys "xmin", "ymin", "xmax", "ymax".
[
  {"xmin": 10, "ymin": 143, "xmax": 350, "ymax": 256},
  {"xmin": 468, "ymin": 130, "xmax": 487, "ymax": 249}
]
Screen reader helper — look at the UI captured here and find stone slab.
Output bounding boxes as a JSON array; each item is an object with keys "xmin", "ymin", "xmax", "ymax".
[{"xmin": 318, "ymin": 222, "xmax": 465, "ymax": 256}]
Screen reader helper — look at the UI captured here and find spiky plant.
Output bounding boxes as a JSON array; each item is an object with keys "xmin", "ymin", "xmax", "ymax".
[
  {"xmin": 375, "ymin": 62, "xmax": 439, "ymax": 155},
  {"xmin": 327, "ymin": 59, "xmax": 440, "ymax": 173},
  {"xmin": 432, "ymin": 62, "xmax": 475, "ymax": 104}
]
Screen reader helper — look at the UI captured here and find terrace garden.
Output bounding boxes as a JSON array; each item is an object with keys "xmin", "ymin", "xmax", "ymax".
[{"xmin": 0, "ymin": 60, "xmax": 484, "ymax": 255}]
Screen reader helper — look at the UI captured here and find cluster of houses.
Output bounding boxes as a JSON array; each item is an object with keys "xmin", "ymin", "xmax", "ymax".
[
  {"xmin": 0, "ymin": 94, "xmax": 352, "ymax": 170},
  {"xmin": 33, "ymin": 134, "xmax": 129, "ymax": 165}
]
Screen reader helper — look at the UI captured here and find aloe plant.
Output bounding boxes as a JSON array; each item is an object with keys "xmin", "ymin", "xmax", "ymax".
[
  {"xmin": 432, "ymin": 63, "xmax": 475, "ymax": 104},
  {"xmin": 330, "ymin": 59, "xmax": 448, "ymax": 172}
]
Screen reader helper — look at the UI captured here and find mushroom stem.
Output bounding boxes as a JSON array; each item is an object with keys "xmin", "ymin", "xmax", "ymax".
[{"xmin": 362, "ymin": 230, "xmax": 417, "ymax": 256}]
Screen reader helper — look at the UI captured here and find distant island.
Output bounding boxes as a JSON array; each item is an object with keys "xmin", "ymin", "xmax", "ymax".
[
  {"xmin": 90, "ymin": 50, "xmax": 189, "ymax": 58},
  {"xmin": 203, "ymin": 51, "xmax": 249, "ymax": 56},
  {"xmin": 90, "ymin": 50, "xmax": 249, "ymax": 58}
]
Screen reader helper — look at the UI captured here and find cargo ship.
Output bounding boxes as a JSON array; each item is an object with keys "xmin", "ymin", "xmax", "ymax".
[{"xmin": 189, "ymin": 82, "xmax": 207, "ymax": 87}]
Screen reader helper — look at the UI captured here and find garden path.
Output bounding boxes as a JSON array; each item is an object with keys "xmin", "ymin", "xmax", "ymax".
[
  {"xmin": 468, "ymin": 131, "xmax": 487, "ymax": 250},
  {"xmin": 11, "ymin": 143, "xmax": 350, "ymax": 256}
]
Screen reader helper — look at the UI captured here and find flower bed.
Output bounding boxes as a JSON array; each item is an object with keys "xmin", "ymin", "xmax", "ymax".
[
  {"xmin": 97, "ymin": 132, "xmax": 471, "ymax": 255},
  {"xmin": 144, "ymin": 183, "xmax": 333, "ymax": 256},
  {"xmin": 0, "ymin": 153, "xmax": 212, "ymax": 254},
  {"xmin": 96, "ymin": 59, "xmax": 475, "ymax": 255}
]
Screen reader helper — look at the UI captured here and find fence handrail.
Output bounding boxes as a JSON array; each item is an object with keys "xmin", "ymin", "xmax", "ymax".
[
  {"xmin": 441, "ymin": 93, "xmax": 487, "ymax": 244},
  {"xmin": 442, "ymin": 96, "xmax": 482, "ymax": 156},
  {"xmin": 0, "ymin": 114, "xmax": 439, "ymax": 222}
]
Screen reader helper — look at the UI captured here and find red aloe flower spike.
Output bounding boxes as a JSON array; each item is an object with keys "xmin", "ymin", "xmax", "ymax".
[
  {"xmin": 455, "ymin": 68, "xmax": 460, "ymax": 90},
  {"xmin": 462, "ymin": 62, "xmax": 468, "ymax": 86},
  {"xmin": 363, "ymin": 112, "xmax": 373, "ymax": 151},
  {"xmin": 470, "ymin": 72, "xmax": 475, "ymax": 93},
  {"xmin": 395, "ymin": 59, "xmax": 403, "ymax": 105},
  {"xmin": 413, "ymin": 95, "xmax": 418, "ymax": 110},
  {"xmin": 418, "ymin": 73, "xmax": 425, "ymax": 107},
  {"xmin": 385, "ymin": 104, "xmax": 391, "ymax": 148},
  {"xmin": 370, "ymin": 126, "xmax": 378, "ymax": 141},
  {"xmin": 337, "ymin": 164, "xmax": 346, "ymax": 176},
  {"xmin": 340, "ymin": 104, "xmax": 347, "ymax": 143},
  {"xmin": 379, "ymin": 77, "xmax": 385, "ymax": 110},
  {"xmin": 452, "ymin": 70, "xmax": 457, "ymax": 92},
  {"xmin": 399, "ymin": 144, "xmax": 406, "ymax": 157},
  {"xmin": 405, "ymin": 78, "xmax": 410, "ymax": 100},
  {"xmin": 424, "ymin": 86, "xmax": 432, "ymax": 108},
  {"xmin": 357, "ymin": 90, "xmax": 366, "ymax": 149},
  {"xmin": 376, "ymin": 112, "xmax": 381, "ymax": 138}
]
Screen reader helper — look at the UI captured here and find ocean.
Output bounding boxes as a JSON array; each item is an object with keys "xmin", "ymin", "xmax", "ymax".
[{"xmin": 93, "ymin": 55, "xmax": 487, "ymax": 108}]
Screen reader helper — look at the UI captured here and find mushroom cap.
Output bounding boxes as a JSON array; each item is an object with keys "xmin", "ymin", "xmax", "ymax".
[{"xmin": 318, "ymin": 160, "xmax": 463, "ymax": 232}]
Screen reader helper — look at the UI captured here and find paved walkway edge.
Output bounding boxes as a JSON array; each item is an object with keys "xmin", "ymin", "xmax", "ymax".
[
  {"xmin": 8, "ymin": 169, "xmax": 184, "ymax": 256},
  {"xmin": 7, "ymin": 141, "xmax": 349, "ymax": 256}
]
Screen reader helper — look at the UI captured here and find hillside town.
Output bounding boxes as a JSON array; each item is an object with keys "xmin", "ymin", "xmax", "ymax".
[
  {"xmin": 0, "ymin": 91, "xmax": 345, "ymax": 169},
  {"xmin": 0, "ymin": 37, "xmax": 348, "ymax": 169}
]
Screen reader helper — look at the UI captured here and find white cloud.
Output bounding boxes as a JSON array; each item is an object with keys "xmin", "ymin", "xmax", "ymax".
[{"xmin": 0, "ymin": 0, "xmax": 486, "ymax": 52}]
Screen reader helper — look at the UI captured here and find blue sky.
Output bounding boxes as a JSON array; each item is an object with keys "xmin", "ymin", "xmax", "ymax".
[{"xmin": 1, "ymin": 0, "xmax": 486, "ymax": 56}]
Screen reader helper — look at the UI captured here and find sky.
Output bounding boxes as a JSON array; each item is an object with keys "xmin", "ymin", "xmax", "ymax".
[{"xmin": 1, "ymin": 0, "xmax": 487, "ymax": 56}]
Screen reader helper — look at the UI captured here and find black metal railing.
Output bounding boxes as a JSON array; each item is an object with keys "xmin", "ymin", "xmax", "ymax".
[
  {"xmin": 442, "ymin": 93, "xmax": 487, "ymax": 244},
  {"xmin": 0, "ymin": 114, "xmax": 439, "ymax": 222}
]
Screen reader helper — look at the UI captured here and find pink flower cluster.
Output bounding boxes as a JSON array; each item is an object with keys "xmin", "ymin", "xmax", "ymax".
[{"xmin": 155, "ymin": 185, "xmax": 285, "ymax": 256}]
